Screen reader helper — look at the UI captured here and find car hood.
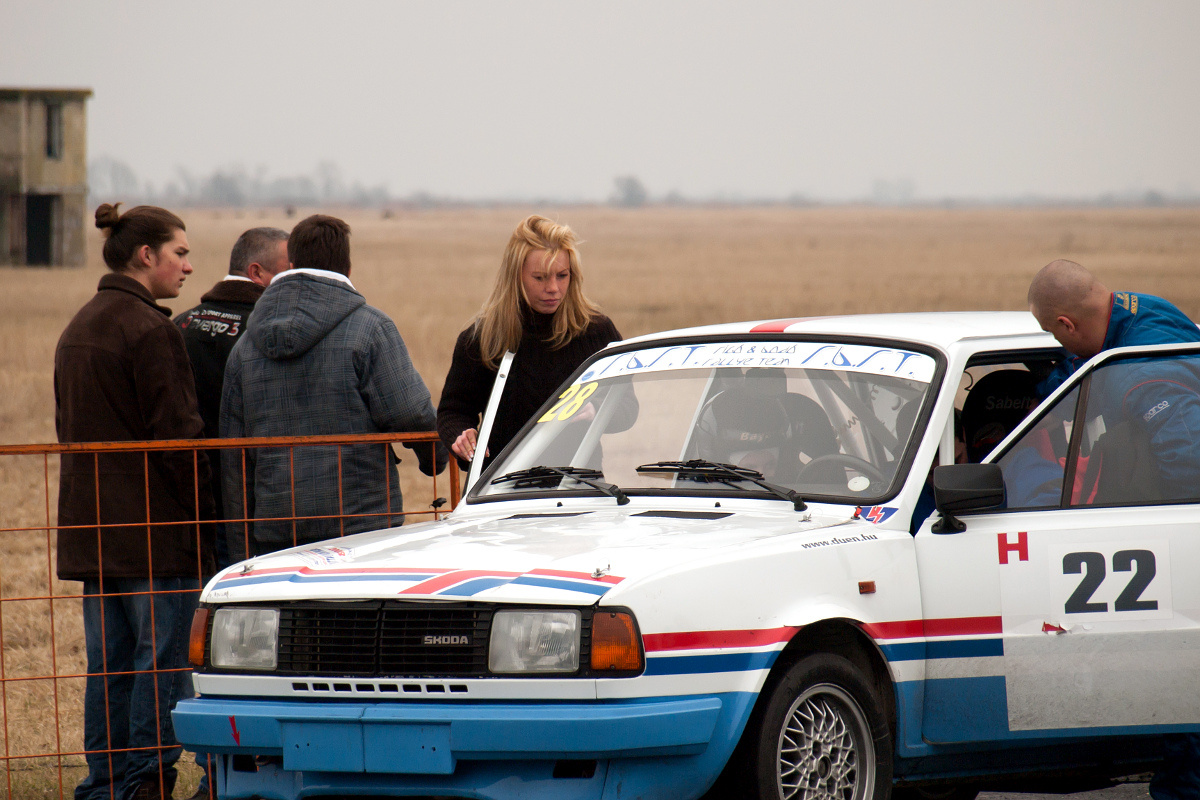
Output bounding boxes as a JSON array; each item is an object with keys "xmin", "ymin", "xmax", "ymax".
[{"xmin": 203, "ymin": 506, "xmax": 858, "ymax": 605}]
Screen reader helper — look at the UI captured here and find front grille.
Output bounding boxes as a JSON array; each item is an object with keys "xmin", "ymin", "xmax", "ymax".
[
  {"xmin": 279, "ymin": 604, "xmax": 381, "ymax": 675},
  {"xmin": 273, "ymin": 602, "xmax": 493, "ymax": 678},
  {"xmin": 380, "ymin": 606, "xmax": 491, "ymax": 675}
]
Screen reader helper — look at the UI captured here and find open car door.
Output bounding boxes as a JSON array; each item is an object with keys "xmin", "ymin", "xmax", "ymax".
[{"xmin": 915, "ymin": 343, "xmax": 1200, "ymax": 744}]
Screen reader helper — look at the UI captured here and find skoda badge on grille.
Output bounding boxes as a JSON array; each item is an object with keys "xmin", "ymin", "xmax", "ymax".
[{"xmin": 423, "ymin": 635, "xmax": 471, "ymax": 645}]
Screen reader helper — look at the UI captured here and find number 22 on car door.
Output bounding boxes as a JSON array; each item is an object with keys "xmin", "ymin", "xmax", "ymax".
[{"xmin": 997, "ymin": 517, "xmax": 1198, "ymax": 733}]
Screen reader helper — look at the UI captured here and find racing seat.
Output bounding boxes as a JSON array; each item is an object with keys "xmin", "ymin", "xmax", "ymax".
[{"xmin": 961, "ymin": 370, "xmax": 1041, "ymax": 463}]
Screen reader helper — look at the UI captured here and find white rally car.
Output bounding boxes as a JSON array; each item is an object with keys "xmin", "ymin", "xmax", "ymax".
[{"xmin": 174, "ymin": 312, "xmax": 1200, "ymax": 800}]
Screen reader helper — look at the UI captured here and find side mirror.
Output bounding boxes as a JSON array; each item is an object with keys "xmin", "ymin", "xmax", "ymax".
[{"xmin": 931, "ymin": 463, "xmax": 1006, "ymax": 533}]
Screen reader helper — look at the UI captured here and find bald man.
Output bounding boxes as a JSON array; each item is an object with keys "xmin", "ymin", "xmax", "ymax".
[
  {"xmin": 1029, "ymin": 260, "xmax": 1200, "ymax": 800},
  {"xmin": 1029, "ymin": 259, "xmax": 1200, "ymax": 394}
]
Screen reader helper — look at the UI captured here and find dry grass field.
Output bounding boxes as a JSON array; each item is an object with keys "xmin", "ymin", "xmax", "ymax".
[{"xmin": 0, "ymin": 205, "xmax": 1198, "ymax": 797}]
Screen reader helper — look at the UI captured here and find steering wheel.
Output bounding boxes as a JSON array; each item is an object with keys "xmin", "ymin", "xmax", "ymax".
[{"xmin": 797, "ymin": 454, "xmax": 888, "ymax": 490}]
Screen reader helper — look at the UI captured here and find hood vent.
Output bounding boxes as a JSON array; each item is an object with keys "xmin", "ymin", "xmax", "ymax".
[
  {"xmin": 633, "ymin": 510, "xmax": 732, "ymax": 520},
  {"xmin": 503, "ymin": 511, "xmax": 594, "ymax": 520}
]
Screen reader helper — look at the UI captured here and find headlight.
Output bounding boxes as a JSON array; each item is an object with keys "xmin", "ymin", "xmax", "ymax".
[
  {"xmin": 210, "ymin": 607, "xmax": 279, "ymax": 670},
  {"xmin": 489, "ymin": 610, "xmax": 580, "ymax": 673}
]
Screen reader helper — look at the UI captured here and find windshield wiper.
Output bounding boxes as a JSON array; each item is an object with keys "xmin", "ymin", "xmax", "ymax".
[
  {"xmin": 490, "ymin": 465, "xmax": 629, "ymax": 505},
  {"xmin": 635, "ymin": 459, "xmax": 807, "ymax": 511}
]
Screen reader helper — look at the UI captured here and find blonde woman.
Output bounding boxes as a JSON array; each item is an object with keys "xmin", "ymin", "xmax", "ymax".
[{"xmin": 437, "ymin": 215, "xmax": 622, "ymax": 466}]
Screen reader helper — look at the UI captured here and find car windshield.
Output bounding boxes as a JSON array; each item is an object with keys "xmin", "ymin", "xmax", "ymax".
[{"xmin": 474, "ymin": 339, "xmax": 939, "ymax": 505}]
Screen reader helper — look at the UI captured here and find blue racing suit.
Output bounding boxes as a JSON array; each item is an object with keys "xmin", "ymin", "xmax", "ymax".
[{"xmin": 1095, "ymin": 355, "xmax": 1200, "ymax": 500}]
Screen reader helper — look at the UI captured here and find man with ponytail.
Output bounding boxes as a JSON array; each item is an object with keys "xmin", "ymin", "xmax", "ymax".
[{"xmin": 56, "ymin": 203, "xmax": 215, "ymax": 800}]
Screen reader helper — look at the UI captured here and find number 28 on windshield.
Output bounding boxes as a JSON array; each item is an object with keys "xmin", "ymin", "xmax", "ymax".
[{"xmin": 537, "ymin": 382, "xmax": 598, "ymax": 423}]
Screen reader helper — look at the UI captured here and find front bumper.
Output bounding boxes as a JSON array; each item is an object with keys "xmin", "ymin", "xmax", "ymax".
[
  {"xmin": 174, "ymin": 695, "xmax": 722, "ymax": 767},
  {"xmin": 173, "ymin": 693, "xmax": 753, "ymax": 800}
]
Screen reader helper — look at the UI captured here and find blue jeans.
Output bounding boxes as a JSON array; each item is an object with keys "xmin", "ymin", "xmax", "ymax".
[{"xmin": 76, "ymin": 578, "xmax": 200, "ymax": 800}]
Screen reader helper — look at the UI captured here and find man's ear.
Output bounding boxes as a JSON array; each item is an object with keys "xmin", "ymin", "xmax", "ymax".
[
  {"xmin": 135, "ymin": 244, "xmax": 154, "ymax": 269},
  {"xmin": 1055, "ymin": 315, "xmax": 1076, "ymax": 334},
  {"xmin": 247, "ymin": 262, "xmax": 268, "ymax": 287}
]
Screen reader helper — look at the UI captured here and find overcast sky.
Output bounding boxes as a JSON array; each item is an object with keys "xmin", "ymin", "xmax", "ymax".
[{"xmin": 3, "ymin": 1, "xmax": 1199, "ymax": 201}]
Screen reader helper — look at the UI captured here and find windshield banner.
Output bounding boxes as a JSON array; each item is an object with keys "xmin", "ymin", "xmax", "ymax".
[{"xmin": 578, "ymin": 341, "xmax": 936, "ymax": 384}]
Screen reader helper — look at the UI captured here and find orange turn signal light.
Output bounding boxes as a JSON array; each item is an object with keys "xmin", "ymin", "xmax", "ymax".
[
  {"xmin": 590, "ymin": 611, "xmax": 643, "ymax": 672},
  {"xmin": 188, "ymin": 608, "xmax": 210, "ymax": 667}
]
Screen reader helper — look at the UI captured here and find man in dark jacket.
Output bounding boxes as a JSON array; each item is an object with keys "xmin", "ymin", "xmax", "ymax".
[
  {"xmin": 220, "ymin": 214, "xmax": 447, "ymax": 561},
  {"xmin": 57, "ymin": 203, "xmax": 214, "ymax": 800},
  {"xmin": 175, "ymin": 226, "xmax": 289, "ymax": 568}
]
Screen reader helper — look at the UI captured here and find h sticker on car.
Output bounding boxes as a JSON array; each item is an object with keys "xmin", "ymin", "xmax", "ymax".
[{"xmin": 998, "ymin": 531, "xmax": 1028, "ymax": 564}]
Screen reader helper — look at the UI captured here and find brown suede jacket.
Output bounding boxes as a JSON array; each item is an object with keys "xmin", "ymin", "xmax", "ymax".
[{"xmin": 55, "ymin": 273, "xmax": 215, "ymax": 581}]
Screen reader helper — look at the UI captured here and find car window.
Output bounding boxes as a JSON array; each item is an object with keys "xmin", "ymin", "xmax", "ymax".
[
  {"xmin": 1069, "ymin": 352, "xmax": 1200, "ymax": 506},
  {"xmin": 996, "ymin": 350, "xmax": 1200, "ymax": 510},
  {"xmin": 995, "ymin": 385, "xmax": 1079, "ymax": 509}
]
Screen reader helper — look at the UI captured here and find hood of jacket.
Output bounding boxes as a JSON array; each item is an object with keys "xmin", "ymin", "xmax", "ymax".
[{"xmin": 248, "ymin": 272, "xmax": 365, "ymax": 360}]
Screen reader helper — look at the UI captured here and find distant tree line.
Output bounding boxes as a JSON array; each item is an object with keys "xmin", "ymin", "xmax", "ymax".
[
  {"xmin": 87, "ymin": 158, "xmax": 1199, "ymax": 209},
  {"xmin": 88, "ymin": 158, "xmax": 390, "ymax": 208}
]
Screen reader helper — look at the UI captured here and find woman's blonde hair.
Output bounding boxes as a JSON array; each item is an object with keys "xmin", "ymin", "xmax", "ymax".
[{"xmin": 473, "ymin": 215, "xmax": 600, "ymax": 368}]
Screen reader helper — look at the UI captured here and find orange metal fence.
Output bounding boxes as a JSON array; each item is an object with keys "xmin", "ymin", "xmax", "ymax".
[{"xmin": 0, "ymin": 432, "xmax": 459, "ymax": 800}]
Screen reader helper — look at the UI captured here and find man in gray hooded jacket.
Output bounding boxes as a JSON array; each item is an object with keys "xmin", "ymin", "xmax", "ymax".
[{"xmin": 220, "ymin": 214, "xmax": 447, "ymax": 561}]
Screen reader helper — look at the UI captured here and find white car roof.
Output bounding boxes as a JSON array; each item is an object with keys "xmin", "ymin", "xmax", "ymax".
[{"xmin": 618, "ymin": 311, "xmax": 1055, "ymax": 352}]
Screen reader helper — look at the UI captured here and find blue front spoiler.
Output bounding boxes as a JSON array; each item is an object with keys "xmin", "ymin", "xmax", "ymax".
[{"xmin": 173, "ymin": 693, "xmax": 756, "ymax": 800}]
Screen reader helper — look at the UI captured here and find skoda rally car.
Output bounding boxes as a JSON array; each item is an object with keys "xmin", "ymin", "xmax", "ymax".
[{"xmin": 173, "ymin": 312, "xmax": 1200, "ymax": 800}]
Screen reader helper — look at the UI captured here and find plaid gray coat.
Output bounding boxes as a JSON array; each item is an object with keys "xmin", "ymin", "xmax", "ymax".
[{"xmin": 220, "ymin": 272, "xmax": 445, "ymax": 561}]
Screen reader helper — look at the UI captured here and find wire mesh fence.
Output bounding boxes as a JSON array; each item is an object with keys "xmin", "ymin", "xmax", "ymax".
[{"xmin": 0, "ymin": 432, "xmax": 458, "ymax": 799}]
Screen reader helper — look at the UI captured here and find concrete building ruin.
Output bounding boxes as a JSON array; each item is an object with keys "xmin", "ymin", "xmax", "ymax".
[{"xmin": 0, "ymin": 87, "xmax": 92, "ymax": 266}]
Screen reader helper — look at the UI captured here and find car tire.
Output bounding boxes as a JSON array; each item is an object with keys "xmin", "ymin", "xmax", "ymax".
[{"xmin": 711, "ymin": 652, "xmax": 893, "ymax": 800}]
